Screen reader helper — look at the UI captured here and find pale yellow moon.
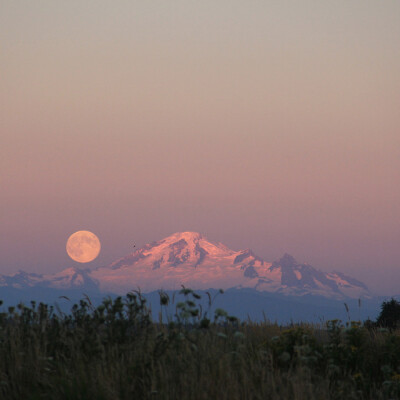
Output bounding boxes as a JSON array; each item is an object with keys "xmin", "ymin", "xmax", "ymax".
[{"xmin": 66, "ymin": 230, "xmax": 101, "ymax": 263}]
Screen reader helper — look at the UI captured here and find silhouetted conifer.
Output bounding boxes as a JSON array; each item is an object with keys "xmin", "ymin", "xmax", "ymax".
[{"xmin": 376, "ymin": 298, "xmax": 400, "ymax": 330}]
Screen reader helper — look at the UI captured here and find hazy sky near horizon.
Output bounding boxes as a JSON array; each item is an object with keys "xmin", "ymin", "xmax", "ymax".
[{"xmin": 1, "ymin": 1, "xmax": 399, "ymax": 294}]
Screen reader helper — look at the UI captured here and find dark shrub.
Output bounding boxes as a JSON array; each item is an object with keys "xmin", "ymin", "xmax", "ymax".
[{"xmin": 376, "ymin": 298, "xmax": 400, "ymax": 330}]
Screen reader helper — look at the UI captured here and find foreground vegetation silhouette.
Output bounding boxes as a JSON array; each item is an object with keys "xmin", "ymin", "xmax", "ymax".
[
  {"xmin": 0, "ymin": 289, "xmax": 399, "ymax": 399},
  {"xmin": 376, "ymin": 298, "xmax": 400, "ymax": 331}
]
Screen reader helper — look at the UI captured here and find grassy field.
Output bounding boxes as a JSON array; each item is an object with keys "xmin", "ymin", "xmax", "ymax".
[{"xmin": 0, "ymin": 289, "xmax": 399, "ymax": 400}]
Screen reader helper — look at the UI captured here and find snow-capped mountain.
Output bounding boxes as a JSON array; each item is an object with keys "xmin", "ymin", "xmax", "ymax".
[
  {"xmin": 0, "ymin": 267, "xmax": 96, "ymax": 290},
  {"xmin": 91, "ymin": 232, "xmax": 370, "ymax": 298},
  {"xmin": 0, "ymin": 232, "xmax": 371, "ymax": 299}
]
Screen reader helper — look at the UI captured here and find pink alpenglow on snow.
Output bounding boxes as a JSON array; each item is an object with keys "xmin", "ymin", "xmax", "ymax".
[
  {"xmin": 90, "ymin": 232, "xmax": 370, "ymax": 298},
  {"xmin": 0, "ymin": 232, "xmax": 371, "ymax": 299}
]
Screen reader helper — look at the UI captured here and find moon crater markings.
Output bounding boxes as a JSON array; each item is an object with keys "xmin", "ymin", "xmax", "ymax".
[{"xmin": 66, "ymin": 230, "xmax": 101, "ymax": 263}]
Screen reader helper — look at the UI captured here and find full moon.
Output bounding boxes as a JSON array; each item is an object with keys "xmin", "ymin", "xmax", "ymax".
[{"xmin": 66, "ymin": 230, "xmax": 101, "ymax": 263}]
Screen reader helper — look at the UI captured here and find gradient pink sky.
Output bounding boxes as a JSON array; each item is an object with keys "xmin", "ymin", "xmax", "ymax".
[{"xmin": 1, "ymin": 2, "xmax": 399, "ymax": 294}]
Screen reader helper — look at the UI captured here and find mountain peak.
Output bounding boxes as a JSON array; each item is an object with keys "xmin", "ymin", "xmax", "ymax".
[
  {"xmin": 277, "ymin": 253, "xmax": 298, "ymax": 268},
  {"xmin": 162, "ymin": 232, "xmax": 206, "ymax": 248},
  {"xmin": 168, "ymin": 231, "xmax": 203, "ymax": 241},
  {"xmin": 0, "ymin": 233, "xmax": 371, "ymax": 299}
]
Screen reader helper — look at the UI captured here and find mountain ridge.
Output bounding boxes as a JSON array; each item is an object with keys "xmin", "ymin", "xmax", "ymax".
[{"xmin": 0, "ymin": 232, "xmax": 371, "ymax": 299}]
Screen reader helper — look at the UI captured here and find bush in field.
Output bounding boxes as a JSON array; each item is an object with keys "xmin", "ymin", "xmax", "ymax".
[
  {"xmin": 0, "ymin": 291, "xmax": 399, "ymax": 399},
  {"xmin": 376, "ymin": 298, "xmax": 400, "ymax": 330}
]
